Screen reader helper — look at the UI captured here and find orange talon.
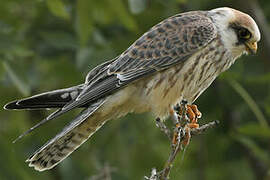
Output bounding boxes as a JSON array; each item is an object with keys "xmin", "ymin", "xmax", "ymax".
[
  {"xmin": 172, "ymin": 102, "xmax": 202, "ymax": 147},
  {"xmin": 187, "ymin": 105, "xmax": 196, "ymax": 123},
  {"xmin": 186, "ymin": 104, "xmax": 202, "ymax": 128},
  {"xmin": 190, "ymin": 104, "xmax": 202, "ymax": 119}
]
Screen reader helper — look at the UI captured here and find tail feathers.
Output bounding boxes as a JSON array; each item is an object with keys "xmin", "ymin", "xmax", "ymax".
[
  {"xmin": 4, "ymin": 85, "xmax": 85, "ymax": 110},
  {"xmin": 12, "ymin": 109, "xmax": 62, "ymax": 143},
  {"xmin": 26, "ymin": 98, "xmax": 106, "ymax": 171},
  {"xmin": 11, "ymin": 84, "xmax": 88, "ymax": 143}
]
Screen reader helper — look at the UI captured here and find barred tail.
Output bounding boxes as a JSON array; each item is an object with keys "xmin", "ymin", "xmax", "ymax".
[{"xmin": 26, "ymin": 98, "xmax": 107, "ymax": 171}]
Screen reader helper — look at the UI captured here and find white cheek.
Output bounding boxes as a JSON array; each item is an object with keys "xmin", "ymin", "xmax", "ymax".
[
  {"xmin": 221, "ymin": 29, "xmax": 246, "ymax": 59},
  {"xmin": 223, "ymin": 29, "xmax": 237, "ymax": 48}
]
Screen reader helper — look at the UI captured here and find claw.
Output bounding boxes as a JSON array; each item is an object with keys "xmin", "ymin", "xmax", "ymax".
[
  {"xmin": 187, "ymin": 105, "xmax": 196, "ymax": 123},
  {"xmin": 172, "ymin": 102, "xmax": 202, "ymax": 147},
  {"xmin": 190, "ymin": 104, "xmax": 202, "ymax": 119},
  {"xmin": 186, "ymin": 104, "xmax": 201, "ymax": 129}
]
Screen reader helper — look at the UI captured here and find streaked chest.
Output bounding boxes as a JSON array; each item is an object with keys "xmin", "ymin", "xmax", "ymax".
[{"xmin": 144, "ymin": 39, "xmax": 233, "ymax": 117}]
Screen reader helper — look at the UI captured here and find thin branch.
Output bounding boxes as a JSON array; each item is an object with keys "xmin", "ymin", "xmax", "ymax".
[
  {"xmin": 145, "ymin": 101, "xmax": 220, "ymax": 180},
  {"xmin": 155, "ymin": 118, "xmax": 172, "ymax": 140},
  {"xmin": 191, "ymin": 120, "xmax": 220, "ymax": 135}
]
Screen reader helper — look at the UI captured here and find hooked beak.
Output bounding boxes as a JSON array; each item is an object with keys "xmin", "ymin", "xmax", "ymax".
[{"xmin": 245, "ymin": 41, "xmax": 257, "ymax": 54}]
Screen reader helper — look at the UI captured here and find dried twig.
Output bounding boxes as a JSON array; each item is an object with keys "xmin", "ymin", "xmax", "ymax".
[
  {"xmin": 155, "ymin": 118, "xmax": 172, "ymax": 140},
  {"xmin": 90, "ymin": 163, "xmax": 117, "ymax": 180},
  {"xmin": 145, "ymin": 101, "xmax": 220, "ymax": 180}
]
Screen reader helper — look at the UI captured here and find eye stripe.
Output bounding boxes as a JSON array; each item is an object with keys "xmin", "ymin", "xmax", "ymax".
[{"xmin": 229, "ymin": 23, "xmax": 252, "ymax": 43}]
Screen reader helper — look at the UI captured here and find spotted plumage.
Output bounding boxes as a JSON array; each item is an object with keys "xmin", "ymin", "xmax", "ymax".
[{"xmin": 4, "ymin": 7, "xmax": 260, "ymax": 171}]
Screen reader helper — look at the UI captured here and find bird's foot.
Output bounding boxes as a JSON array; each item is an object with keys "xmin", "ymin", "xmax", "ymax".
[
  {"xmin": 182, "ymin": 104, "xmax": 202, "ymax": 146},
  {"xmin": 172, "ymin": 102, "xmax": 202, "ymax": 147},
  {"xmin": 186, "ymin": 104, "xmax": 202, "ymax": 129},
  {"xmin": 172, "ymin": 123, "xmax": 192, "ymax": 147}
]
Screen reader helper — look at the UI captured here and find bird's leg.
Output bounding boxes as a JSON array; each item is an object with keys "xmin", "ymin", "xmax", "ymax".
[
  {"xmin": 186, "ymin": 104, "xmax": 202, "ymax": 129},
  {"xmin": 181, "ymin": 126, "xmax": 191, "ymax": 146},
  {"xmin": 171, "ymin": 101, "xmax": 187, "ymax": 145},
  {"xmin": 180, "ymin": 104, "xmax": 202, "ymax": 146},
  {"xmin": 172, "ymin": 101, "xmax": 202, "ymax": 146},
  {"xmin": 170, "ymin": 106, "xmax": 179, "ymax": 145},
  {"xmin": 152, "ymin": 101, "xmax": 208, "ymax": 179},
  {"xmin": 172, "ymin": 122, "xmax": 182, "ymax": 145}
]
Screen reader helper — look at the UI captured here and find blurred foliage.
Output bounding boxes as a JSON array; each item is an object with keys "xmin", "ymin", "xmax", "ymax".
[{"xmin": 0, "ymin": 0, "xmax": 270, "ymax": 180}]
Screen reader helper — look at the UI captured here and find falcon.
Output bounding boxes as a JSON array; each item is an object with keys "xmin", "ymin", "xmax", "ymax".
[{"xmin": 4, "ymin": 7, "xmax": 260, "ymax": 171}]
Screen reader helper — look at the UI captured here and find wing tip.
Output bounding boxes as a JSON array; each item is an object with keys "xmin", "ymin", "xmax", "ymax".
[{"xmin": 3, "ymin": 100, "xmax": 20, "ymax": 110}]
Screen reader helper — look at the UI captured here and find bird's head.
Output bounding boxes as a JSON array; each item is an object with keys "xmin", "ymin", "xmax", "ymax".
[{"xmin": 210, "ymin": 7, "xmax": 261, "ymax": 58}]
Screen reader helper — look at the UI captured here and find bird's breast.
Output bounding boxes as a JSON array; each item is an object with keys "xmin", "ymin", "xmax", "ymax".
[{"xmin": 144, "ymin": 39, "xmax": 232, "ymax": 118}]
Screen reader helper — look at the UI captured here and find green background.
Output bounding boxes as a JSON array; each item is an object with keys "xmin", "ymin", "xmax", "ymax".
[{"xmin": 0, "ymin": 0, "xmax": 270, "ymax": 179}]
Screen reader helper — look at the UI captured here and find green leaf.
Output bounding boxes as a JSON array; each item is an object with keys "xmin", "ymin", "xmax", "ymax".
[
  {"xmin": 233, "ymin": 135, "xmax": 270, "ymax": 164},
  {"xmin": 76, "ymin": 0, "xmax": 94, "ymax": 46},
  {"xmin": 227, "ymin": 79, "xmax": 269, "ymax": 128},
  {"xmin": 46, "ymin": 0, "xmax": 70, "ymax": 20},
  {"xmin": 39, "ymin": 31, "xmax": 77, "ymax": 50},
  {"xmin": 2, "ymin": 61, "xmax": 30, "ymax": 96},
  {"xmin": 237, "ymin": 123, "xmax": 270, "ymax": 138},
  {"xmin": 109, "ymin": 0, "xmax": 138, "ymax": 32},
  {"xmin": 10, "ymin": 47, "xmax": 34, "ymax": 58},
  {"xmin": 76, "ymin": 47, "xmax": 93, "ymax": 69},
  {"xmin": 175, "ymin": 0, "xmax": 187, "ymax": 3},
  {"xmin": 245, "ymin": 72, "xmax": 270, "ymax": 84}
]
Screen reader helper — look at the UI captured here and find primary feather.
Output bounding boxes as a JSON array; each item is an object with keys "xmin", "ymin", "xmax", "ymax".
[{"xmin": 4, "ymin": 85, "xmax": 84, "ymax": 110}]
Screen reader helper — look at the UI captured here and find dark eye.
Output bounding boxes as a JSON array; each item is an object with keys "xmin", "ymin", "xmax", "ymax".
[{"xmin": 238, "ymin": 28, "xmax": 251, "ymax": 40}]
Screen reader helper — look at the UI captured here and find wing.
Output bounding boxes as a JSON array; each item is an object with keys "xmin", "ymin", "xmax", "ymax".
[
  {"xmin": 108, "ymin": 11, "xmax": 217, "ymax": 76},
  {"xmin": 40, "ymin": 11, "xmax": 217, "ymax": 123}
]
